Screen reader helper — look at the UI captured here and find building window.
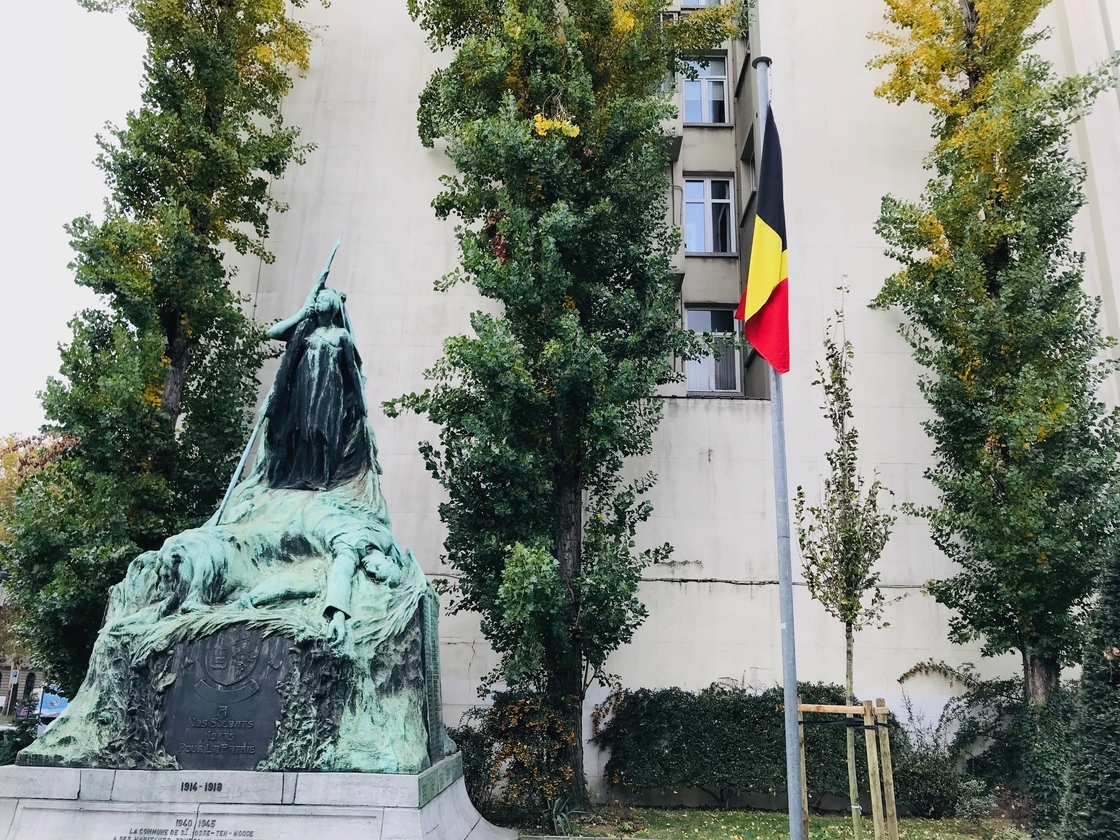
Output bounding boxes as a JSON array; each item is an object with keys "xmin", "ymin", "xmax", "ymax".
[
  {"xmin": 682, "ymin": 0, "xmax": 723, "ymax": 7},
  {"xmin": 742, "ymin": 152, "xmax": 758, "ymax": 199},
  {"xmin": 683, "ymin": 58, "xmax": 727, "ymax": 124},
  {"xmin": 686, "ymin": 309, "xmax": 740, "ymax": 394},
  {"xmin": 684, "ymin": 177, "xmax": 735, "ymax": 254}
]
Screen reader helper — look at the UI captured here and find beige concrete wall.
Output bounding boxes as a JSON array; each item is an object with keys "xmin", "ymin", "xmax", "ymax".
[
  {"xmin": 1051, "ymin": 0, "xmax": 1120, "ymax": 404},
  {"xmin": 235, "ymin": 0, "xmax": 1120, "ymax": 794}
]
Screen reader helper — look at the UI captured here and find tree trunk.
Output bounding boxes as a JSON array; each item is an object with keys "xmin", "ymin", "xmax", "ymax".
[
  {"xmin": 1022, "ymin": 648, "xmax": 1060, "ymax": 704},
  {"xmin": 1020, "ymin": 648, "xmax": 1065, "ymax": 824},
  {"xmin": 550, "ymin": 445, "xmax": 587, "ymax": 808},
  {"xmin": 845, "ymin": 621, "xmax": 862, "ymax": 840},
  {"xmin": 161, "ymin": 315, "xmax": 193, "ymax": 429}
]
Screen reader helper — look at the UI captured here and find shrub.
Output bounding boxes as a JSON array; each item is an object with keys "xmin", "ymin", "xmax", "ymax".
[
  {"xmin": 447, "ymin": 712, "xmax": 499, "ymax": 817},
  {"xmin": 889, "ymin": 716, "xmax": 964, "ymax": 818},
  {"xmin": 451, "ymin": 690, "xmax": 577, "ymax": 829},
  {"xmin": 592, "ymin": 681, "xmax": 1018, "ymax": 818},
  {"xmin": 944, "ymin": 675, "xmax": 1075, "ymax": 828},
  {"xmin": 592, "ymin": 682, "xmax": 887, "ymax": 808},
  {"xmin": 1064, "ymin": 538, "xmax": 1120, "ymax": 840},
  {"xmin": 955, "ymin": 778, "xmax": 996, "ymax": 827},
  {"xmin": 901, "ymin": 661, "xmax": 1077, "ymax": 829}
]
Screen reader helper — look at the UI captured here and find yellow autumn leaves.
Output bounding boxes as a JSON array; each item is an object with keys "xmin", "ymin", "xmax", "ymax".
[
  {"xmin": 870, "ymin": 0, "xmax": 1049, "ymax": 114},
  {"xmin": 237, "ymin": 0, "xmax": 318, "ymax": 80},
  {"xmin": 533, "ymin": 112, "xmax": 581, "ymax": 138},
  {"xmin": 870, "ymin": 0, "xmax": 1054, "ymax": 279},
  {"xmin": 611, "ymin": 1, "xmax": 637, "ymax": 35}
]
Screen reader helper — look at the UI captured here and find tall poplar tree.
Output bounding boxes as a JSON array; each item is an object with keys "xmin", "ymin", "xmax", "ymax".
[
  {"xmin": 0, "ymin": 0, "xmax": 324, "ymax": 697},
  {"xmin": 397, "ymin": 0, "xmax": 738, "ymax": 803},
  {"xmin": 870, "ymin": 0, "xmax": 1120, "ymax": 704}
]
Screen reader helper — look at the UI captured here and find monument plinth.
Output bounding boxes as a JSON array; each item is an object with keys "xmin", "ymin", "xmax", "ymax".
[
  {"xmin": 1, "ymin": 245, "xmax": 511, "ymax": 839},
  {"xmin": 0, "ymin": 756, "xmax": 510, "ymax": 840}
]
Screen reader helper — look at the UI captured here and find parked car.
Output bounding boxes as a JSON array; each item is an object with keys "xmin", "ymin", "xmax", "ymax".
[{"xmin": 30, "ymin": 686, "xmax": 67, "ymax": 736}]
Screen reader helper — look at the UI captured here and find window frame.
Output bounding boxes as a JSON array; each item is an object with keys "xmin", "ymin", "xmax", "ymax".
[
  {"xmin": 739, "ymin": 146, "xmax": 758, "ymax": 229},
  {"xmin": 685, "ymin": 307, "xmax": 742, "ymax": 396},
  {"xmin": 683, "ymin": 175, "xmax": 737, "ymax": 255},
  {"xmin": 682, "ymin": 56, "xmax": 729, "ymax": 125}
]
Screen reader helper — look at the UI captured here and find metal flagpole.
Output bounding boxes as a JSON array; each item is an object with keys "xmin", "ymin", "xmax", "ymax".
[{"xmin": 752, "ymin": 55, "xmax": 806, "ymax": 840}]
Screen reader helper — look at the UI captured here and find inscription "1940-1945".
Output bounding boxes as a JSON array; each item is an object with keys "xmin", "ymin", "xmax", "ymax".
[{"xmin": 110, "ymin": 817, "xmax": 257, "ymax": 839}]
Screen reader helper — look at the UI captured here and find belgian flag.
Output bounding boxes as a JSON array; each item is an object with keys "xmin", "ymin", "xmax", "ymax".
[{"xmin": 735, "ymin": 105, "xmax": 789, "ymax": 374}]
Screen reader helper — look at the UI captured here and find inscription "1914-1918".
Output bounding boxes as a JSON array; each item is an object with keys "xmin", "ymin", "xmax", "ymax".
[{"xmin": 180, "ymin": 781, "xmax": 224, "ymax": 792}]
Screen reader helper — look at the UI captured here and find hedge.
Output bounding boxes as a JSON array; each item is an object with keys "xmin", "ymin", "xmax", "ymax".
[
  {"xmin": 453, "ymin": 681, "xmax": 969, "ymax": 817},
  {"xmin": 592, "ymin": 682, "xmax": 886, "ymax": 808}
]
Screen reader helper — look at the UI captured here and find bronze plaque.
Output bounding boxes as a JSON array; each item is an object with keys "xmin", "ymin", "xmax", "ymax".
[{"xmin": 161, "ymin": 625, "xmax": 291, "ymax": 770}]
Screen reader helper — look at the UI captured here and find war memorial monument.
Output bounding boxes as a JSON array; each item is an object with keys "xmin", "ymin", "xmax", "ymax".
[{"xmin": 0, "ymin": 247, "xmax": 510, "ymax": 840}]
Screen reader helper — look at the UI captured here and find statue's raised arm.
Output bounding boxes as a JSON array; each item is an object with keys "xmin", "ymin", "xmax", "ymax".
[{"xmin": 267, "ymin": 237, "xmax": 341, "ymax": 342}]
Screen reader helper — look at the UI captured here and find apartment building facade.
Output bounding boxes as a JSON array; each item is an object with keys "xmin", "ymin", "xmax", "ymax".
[{"xmin": 226, "ymin": 0, "xmax": 1120, "ymax": 793}]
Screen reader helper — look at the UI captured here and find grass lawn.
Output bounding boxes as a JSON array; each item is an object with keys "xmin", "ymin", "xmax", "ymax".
[{"xmin": 521, "ymin": 807, "xmax": 1014, "ymax": 839}]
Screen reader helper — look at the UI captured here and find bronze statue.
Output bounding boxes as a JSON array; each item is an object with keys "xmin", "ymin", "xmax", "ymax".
[{"xmin": 20, "ymin": 243, "xmax": 453, "ymax": 774}]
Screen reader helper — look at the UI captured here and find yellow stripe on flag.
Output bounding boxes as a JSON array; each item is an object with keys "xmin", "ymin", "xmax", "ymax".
[{"xmin": 741, "ymin": 217, "xmax": 788, "ymax": 323}]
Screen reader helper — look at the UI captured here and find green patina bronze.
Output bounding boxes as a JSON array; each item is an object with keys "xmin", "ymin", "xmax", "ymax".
[{"xmin": 19, "ymin": 243, "xmax": 454, "ymax": 773}]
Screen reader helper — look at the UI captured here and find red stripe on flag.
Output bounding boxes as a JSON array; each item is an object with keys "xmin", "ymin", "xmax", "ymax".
[
  {"xmin": 744, "ymin": 279, "xmax": 789, "ymax": 375},
  {"xmin": 734, "ymin": 287, "xmax": 748, "ymax": 322}
]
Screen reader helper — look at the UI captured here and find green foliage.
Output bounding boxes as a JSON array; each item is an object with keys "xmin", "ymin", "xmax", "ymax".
[
  {"xmin": 0, "ymin": 0, "xmax": 323, "ymax": 697},
  {"xmin": 396, "ymin": 0, "xmax": 738, "ymax": 800},
  {"xmin": 888, "ymin": 691, "xmax": 1006, "ymax": 821},
  {"xmin": 0, "ymin": 702, "xmax": 39, "ymax": 767},
  {"xmin": 592, "ymin": 679, "xmax": 1050, "ymax": 820},
  {"xmin": 871, "ymin": 0, "xmax": 1120, "ymax": 700},
  {"xmin": 447, "ymin": 718, "xmax": 501, "ymax": 817},
  {"xmin": 954, "ymin": 778, "xmax": 996, "ymax": 828},
  {"xmin": 570, "ymin": 807, "xmax": 1026, "ymax": 840},
  {"xmin": 891, "ymin": 727, "xmax": 966, "ymax": 820},
  {"xmin": 592, "ymin": 683, "xmax": 895, "ymax": 809},
  {"xmin": 1065, "ymin": 539, "xmax": 1120, "ymax": 839},
  {"xmin": 496, "ymin": 543, "xmax": 570, "ymax": 685},
  {"xmin": 0, "ymin": 436, "xmax": 74, "ymax": 664},
  {"xmin": 794, "ymin": 301, "xmax": 896, "ymax": 675},
  {"xmin": 1018, "ymin": 697, "xmax": 1072, "ymax": 833}
]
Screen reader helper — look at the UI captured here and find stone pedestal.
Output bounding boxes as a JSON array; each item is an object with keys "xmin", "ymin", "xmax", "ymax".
[{"xmin": 0, "ymin": 755, "xmax": 514, "ymax": 840}]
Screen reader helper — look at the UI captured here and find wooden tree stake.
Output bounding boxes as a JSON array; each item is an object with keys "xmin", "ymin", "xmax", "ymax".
[
  {"xmin": 862, "ymin": 700, "xmax": 886, "ymax": 840},
  {"xmin": 876, "ymin": 698, "xmax": 899, "ymax": 840}
]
